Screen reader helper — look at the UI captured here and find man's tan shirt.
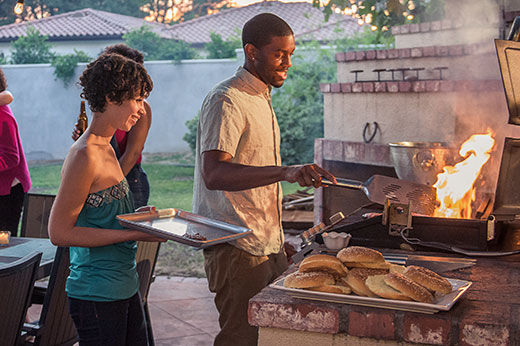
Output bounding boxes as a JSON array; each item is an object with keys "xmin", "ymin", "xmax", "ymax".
[{"xmin": 193, "ymin": 67, "xmax": 284, "ymax": 256}]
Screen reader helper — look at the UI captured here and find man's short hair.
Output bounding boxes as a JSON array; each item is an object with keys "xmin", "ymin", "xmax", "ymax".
[
  {"xmin": 79, "ymin": 53, "xmax": 153, "ymax": 113},
  {"xmin": 242, "ymin": 13, "xmax": 293, "ymax": 48}
]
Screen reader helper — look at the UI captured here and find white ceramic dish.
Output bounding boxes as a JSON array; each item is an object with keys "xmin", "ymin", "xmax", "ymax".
[{"xmin": 322, "ymin": 232, "xmax": 351, "ymax": 250}]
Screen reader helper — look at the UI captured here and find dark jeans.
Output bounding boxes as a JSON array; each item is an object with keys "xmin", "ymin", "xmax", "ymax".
[
  {"xmin": 68, "ymin": 293, "xmax": 148, "ymax": 346},
  {"xmin": 126, "ymin": 164, "xmax": 150, "ymax": 209},
  {"xmin": 0, "ymin": 183, "xmax": 25, "ymax": 234}
]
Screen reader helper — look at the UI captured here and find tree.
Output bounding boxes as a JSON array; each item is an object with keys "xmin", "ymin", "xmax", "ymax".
[
  {"xmin": 313, "ymin": 0, "xmax": 445, "ymax": 37},
  {"xmin": 271, "ymin": 41, "xmax": 336, "ymax": 165},
  {"xmin": 123, "ymin": 25, "xmax": 196, "ymax": 61},
  {"xmin": 0, "ymin": 0, "xmax": 148, "ymax": 25},
  {"xmin": 10, "ymin": 26, "xmax": 54, "ymax": 64},
  {"xmin": 205, "ymin": 32, "xmax": 240, "ymax": 59}
]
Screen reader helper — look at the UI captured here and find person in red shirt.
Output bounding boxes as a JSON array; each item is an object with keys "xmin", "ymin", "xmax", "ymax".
[{"xmin": 0, "ymin": 67, "xmax": 31, "ymax": 235}]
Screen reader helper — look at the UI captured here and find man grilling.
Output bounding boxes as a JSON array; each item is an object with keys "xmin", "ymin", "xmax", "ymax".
[{"xmin": 193, "ymin": 13, "xmax": 336, "ymax": 346}]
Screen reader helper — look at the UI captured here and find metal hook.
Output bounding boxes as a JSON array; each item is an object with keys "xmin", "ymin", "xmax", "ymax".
[{"xmin": 363, "ymin": 122, "xmax": 380, "ymax": 143}]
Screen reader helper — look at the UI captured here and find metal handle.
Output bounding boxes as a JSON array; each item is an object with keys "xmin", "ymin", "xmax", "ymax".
[
  {"xmin": 300, "ymin": 212, "xmax": 345, "ymax": 244},
  {"xmin": 414, "ymin": 150, "xmax": 436, "ymax": 171},
  {"xmin": 322, "ymin": 177, "xmax": 364, "ymax": 190}
]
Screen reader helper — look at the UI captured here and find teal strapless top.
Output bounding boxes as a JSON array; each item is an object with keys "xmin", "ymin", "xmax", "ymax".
[{"xmin": 66, "ymin": 179, "xmax": 138, "ymax": 301}]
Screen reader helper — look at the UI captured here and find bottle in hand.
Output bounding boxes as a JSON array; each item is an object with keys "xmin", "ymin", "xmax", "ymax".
[{"xmin": 77, "ymin": 100, "xmax": 88, "ymax": 136}]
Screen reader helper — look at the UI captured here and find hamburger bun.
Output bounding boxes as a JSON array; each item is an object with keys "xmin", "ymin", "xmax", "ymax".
[
  {"xmin": 283, "ymin": 271, "xmax": 335, "ymax": 289},
  {"xmin": 365, "ymin": 275, "xmax": 412, "ymax": 301},
  {"xmin": 403, "ymin": 266, "xmax": 452, "ymax": 294},
  {"xmin": 345, "ymin": 268, "xmax": 388, "ymax": 297},
  {"xmin": 384, "ymin": 273, "xmax": 434, "ymax": 303},
  {"xmin": 389, "ymin": 264, "xmax": 406, "ymax": 275},
  {"xmin": 307, "ymin": 284, "xmax": 352, "ymax": 295},
  {"xmin": 341, "ymin": 261, "xmax": 391, "ymax": 269},
  {"xmin": 337, "ymin": 246, "xmax": 386, "ymax": 265},
  {"xmin": 299, "ymin": 254, "xmax": 348, "ymax": 277}
]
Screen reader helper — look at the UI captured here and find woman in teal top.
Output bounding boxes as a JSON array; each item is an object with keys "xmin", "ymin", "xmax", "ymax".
[{"xmin": 49, "ymin": 53, "xmax": 164, "ymax": 345}]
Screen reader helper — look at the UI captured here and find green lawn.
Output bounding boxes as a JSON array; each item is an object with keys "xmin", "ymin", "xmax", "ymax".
[{"xmin": 28, "ymin": 159, "xmax": 304, "ymax": 277}]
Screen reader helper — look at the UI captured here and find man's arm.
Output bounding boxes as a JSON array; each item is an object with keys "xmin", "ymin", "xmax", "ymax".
[{"xmin": 202, "ymin": 150, "xmax": 336, "ymax": 191}]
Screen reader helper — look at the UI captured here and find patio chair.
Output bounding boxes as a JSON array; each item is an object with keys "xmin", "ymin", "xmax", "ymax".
[
  {"xmin": 0, "ymin": 252, "xmax": 42, "ymax": 346},
  {"xmin": 23, "ymin": 247, "xmax": 78, "ymax": 346},
  {"xmin": 136, "ymin": 241, "xmax": 161, "ymax": 346},
  {"xmin": 20, "ymin": 193, "xmax": 56, "ymax": 238}
]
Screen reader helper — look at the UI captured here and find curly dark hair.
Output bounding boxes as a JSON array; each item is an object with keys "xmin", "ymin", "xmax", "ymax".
[
  {"xmin": 103, "ymin": 44, "xmax": 144, "ymax": 64},
  {"xmin": 0, "ymin": 68, "xmax": 7, "ymax": 93},
  {"xmin": 79, "ymin": 53, "xmax": 153, "ymax": 113}
]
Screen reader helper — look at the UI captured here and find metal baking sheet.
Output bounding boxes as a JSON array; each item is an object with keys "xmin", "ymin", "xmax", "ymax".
[
  {"xmin": 117, "ymin": 208, "xmax": 253, "ymax": 248},
  {"xmin": 270, "ymin": 276, "xmax": 471, "ymax": 314}
]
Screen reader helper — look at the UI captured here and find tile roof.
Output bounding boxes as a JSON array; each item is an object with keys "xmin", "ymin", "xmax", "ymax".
[
  {"xmin": 0, "ymin": 8, "xmax": 169, "ymax": 42},
  {"xmin": 0, "ymin": 2, "xmax": 362, "ymax": 44},
  {"xmin": 166, "ymin": 1, "xmax": 362, "ymax": 44}
]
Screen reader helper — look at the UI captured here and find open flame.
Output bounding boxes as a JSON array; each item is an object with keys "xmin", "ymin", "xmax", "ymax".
[{"xmin": 433, "ymin": 131, "xmax": 495, "ymax": 219}]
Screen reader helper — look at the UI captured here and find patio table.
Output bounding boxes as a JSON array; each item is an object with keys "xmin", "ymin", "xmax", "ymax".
[{"xmin": 0, "ymin": 237, "xmax": 56, "ymax": 279}]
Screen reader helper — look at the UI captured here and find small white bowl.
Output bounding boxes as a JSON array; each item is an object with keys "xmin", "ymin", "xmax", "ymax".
[{"xmin": 322, "ymin": 232, "xmax": 351, "ymax": 250}]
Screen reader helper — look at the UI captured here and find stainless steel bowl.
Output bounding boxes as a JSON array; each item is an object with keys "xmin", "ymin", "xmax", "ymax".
[{"xmin": 389, "ymin": 142, "xmax": 456, "ymax": 186}]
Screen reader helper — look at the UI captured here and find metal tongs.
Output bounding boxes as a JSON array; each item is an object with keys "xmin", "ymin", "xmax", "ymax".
[
  {"xmin": 400, "ymin": 229, "xmax": 520, "ymax": 257},
  {"xmin": 291, "ymin": 212, "xmax": 345, "ymax": 264}
]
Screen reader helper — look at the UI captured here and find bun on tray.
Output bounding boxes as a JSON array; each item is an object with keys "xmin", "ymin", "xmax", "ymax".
[
  {"xmin": 299, "ymin": 254, "xmax": 348, "ymax": 277},
  {"xmin": 345, "ymin": 268, "xmax": 388, "ymax": 297},
  {"xmin": 365, "ymin": 275, "xmax": 412, "ymax": 301},
  {"xmin": 384, "ymin": 273, "xmax": 434, "ymax": 303},
  {"xmin": 283, "ymin": 271, "xmax": 335, "ymax": 289},
  {"xmin": 403, "ymin": 265, "xmax": 452, "ymax": 294},
  {"xmin": 307, "ymin": 284, "xmax": 352, "ymax": 295},
  {"xmin": 337, "ymin": 246, "xmax": 390, "ymax": 269}
]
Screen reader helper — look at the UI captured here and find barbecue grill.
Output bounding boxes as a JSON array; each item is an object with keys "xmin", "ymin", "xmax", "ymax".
[{"xmin": 315, "ymin": 39, "xmax": 520, "ymax": 255}]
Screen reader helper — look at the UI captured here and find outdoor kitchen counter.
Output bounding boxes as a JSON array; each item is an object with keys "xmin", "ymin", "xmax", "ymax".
[{"xmin": 248, "ymin": 251, "xmax": 520, "ymax": 346}]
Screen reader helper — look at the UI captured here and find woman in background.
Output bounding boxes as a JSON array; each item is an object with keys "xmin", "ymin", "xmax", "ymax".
[
  {"xmin": 49, "ymin": 53, "xmax": 164, "ymax": 345},
  {"xmin": 0, "ymin": 67, "xmax": 31, "ymax": 235}
]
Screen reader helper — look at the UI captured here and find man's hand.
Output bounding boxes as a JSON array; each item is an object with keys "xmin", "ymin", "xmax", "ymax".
[{"xmin": 283, "ymin": 164, "xmax": 336, "ymax": 188}]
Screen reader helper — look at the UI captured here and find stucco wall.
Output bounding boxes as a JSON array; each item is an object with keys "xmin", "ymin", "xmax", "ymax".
[{"xmin": 1, "ymin": 58, "xmax": 240, "ymax": 160}]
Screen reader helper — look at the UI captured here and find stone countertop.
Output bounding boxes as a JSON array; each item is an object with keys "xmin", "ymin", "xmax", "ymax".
[{"xmin": 248, "ymin": 251, "xmax": 520, "ymax": 345}]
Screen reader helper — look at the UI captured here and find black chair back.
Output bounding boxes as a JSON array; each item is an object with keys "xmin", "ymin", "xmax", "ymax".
[
  {"xmin": 20, "ymin": 193, "xmax": 56, "ymax": 238},
  {"xmin": 136, "ymin": 241, "xmax": 161, "ymax": 346},
  {"xmin": 24, "ymin": 247, "xmax": 78, "ymax": 346},
  {"xmin": 0, "ymin": 252, "xmax": 42, "ymax": 346}
]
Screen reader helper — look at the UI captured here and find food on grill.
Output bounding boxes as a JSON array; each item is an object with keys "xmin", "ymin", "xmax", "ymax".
[
  {"xmin": 403, "ymin": 265, "xmax": 452, "ymax": 294},
  {"xmin": 183, "ymin": 232, "xmax": 207, "ymax": 241},
  {"xmin": 345, "ymin": 268, "xmax": 388, "ymax": 297},
  {"xmin": 365, "ymin": 275, "xmax": 412, "ymax": 301},
  {"xmin": 283, "ymin": 271, "xmax": 335, "ymax": 289},
  {"xmin": 384, "ymin": 273, "xmax": 434, "ymax": 303},
  {"xmin": 299, "ymin": 254, "xmax": 348, "ymax": 277},
  {"xmin": 337, "ymin": 246, "xmax": 390, "ymax": 269}
]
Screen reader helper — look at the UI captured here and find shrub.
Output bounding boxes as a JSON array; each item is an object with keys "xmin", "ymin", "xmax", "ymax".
[
  {"xmin": 183, "ymin": 111, "xmax": 199, "ymax": 153},
  {"xmin": 10, "ymin": 26, "xmax": 54, "ymax": 64},
  {"xmin": 51, "ymin": 49, "xmax": 92, "ymax": 86},
  {"xmin": 123, "ymin": 25, "xmax": 197, "ymax": 61},
  {"xmin": 205, "ymin": 32, "xmax": 240, "ymax": 59}
]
